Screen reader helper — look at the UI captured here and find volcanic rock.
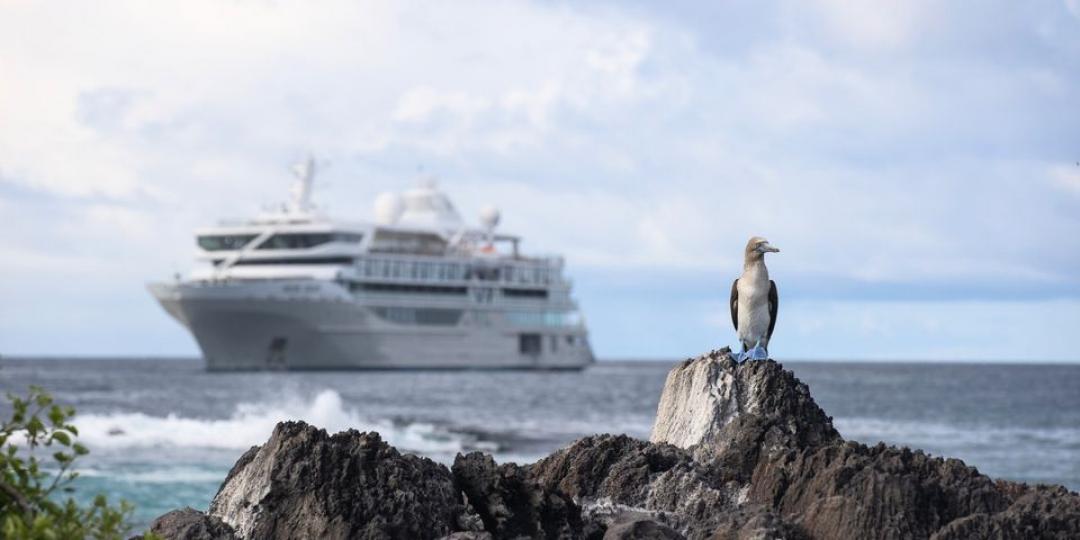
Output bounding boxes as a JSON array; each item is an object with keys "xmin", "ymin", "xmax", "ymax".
[
  {"xmin": 602, "ymin": 518, "xmax": 684, "ymax": 540},
  {"xmin": 149, "ymin": 348, "xmax": 1080, "ymax": 540},
  {"xmin": 531, "ymin": 349, "xmax": 1080, "ymax": 539},
  {"xmin": 928, "ymin": 483, "xmax": 1080, "ymax": 539},
  {"xmin": 528, "ymin": 434, "xmax": 741, "ymax": 538},
  {"xmin": 650, "ymin": 348, "xmax": 840, "ymax": 476},
  {"xmin": 207, "ymin": 422, "xmax": 475, "ymax": 539},
  {"xmin": 452, "ymin": 451, "xmax": 586, "ymax": 538},
  {"xmin": 143, "ymin": 507, "xmax": 238, "ymax": 540}
]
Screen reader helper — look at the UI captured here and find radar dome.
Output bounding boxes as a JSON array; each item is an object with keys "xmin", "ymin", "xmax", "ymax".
[
  {"xmin": 479, "ymin": 205, "xmax": 501, "ymax": 230},
  {"xmin": 373, "ymin": 192, "xmax": 404, "ymax": 225}
]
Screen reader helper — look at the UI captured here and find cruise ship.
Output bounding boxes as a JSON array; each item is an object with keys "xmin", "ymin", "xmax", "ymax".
[{"xmin": 148, "ymin": 159, "xmax": 594, "ymax": 370}]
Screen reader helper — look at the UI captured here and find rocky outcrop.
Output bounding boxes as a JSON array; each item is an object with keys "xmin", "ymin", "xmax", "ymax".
[
  {"xmin": 207, "ymin": 422, "xmax": 476, "ymax": 539},
  {"xmin": 452, "ymin": 452, "xmax": 586, "ymax": 539},
  {"xmin": 748, "ymin": 441, "xmax": 1011, "ymax": 539},
  {"xmin": 650, "ymin": 349, "xmax": 840, "ymax": 478},
  {"xmin": 929, "ymin": 484, "xmax": 1080, "ymax": 539},
  {"xmin": 528, "ymin": 434, "xmax": 742, "ymax": 538},
  {"xmin": 144, "ymin": 507, "xmax": 238, "ymax": 540},
  {"xmin": 602, "ymin": 518, "xmax": 683, "ymax": 540},
  {"xmin": 150, "ymin": 348, "xmax": 1080, "ymax": 540},
  {"xmin": 530, "ymin": 348, "xmax": 1080, "ymax": 539},
  {"xmin": 538, "ymin": 349, "xmax": 1080, "ymax": 539}
]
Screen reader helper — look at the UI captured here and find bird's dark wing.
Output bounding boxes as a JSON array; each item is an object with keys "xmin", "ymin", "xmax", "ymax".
[
  {"xmin": 730, "ymin": 279, "xmax": 739, "ymax": 331},
  {"xmin": 767, "ymin": 280, "xmax": 778, "ymax": 340}
]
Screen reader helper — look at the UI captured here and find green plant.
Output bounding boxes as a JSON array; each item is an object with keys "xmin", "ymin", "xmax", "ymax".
[{"xmin": 0, "ymin": 386, "xmax": 133, "ymax": 539}]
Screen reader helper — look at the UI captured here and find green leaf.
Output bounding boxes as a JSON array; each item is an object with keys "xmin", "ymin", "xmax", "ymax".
[
  {"xmin": 48, "ymin": 405, "xmax": 65, "ymax": 427},
  {"xmin": 27, "ymin": 417, "xmax": 45, "ymax": 438},
  {"xmin": 50, "ymin": 431, "xmax": 71, "ymax": 446}
]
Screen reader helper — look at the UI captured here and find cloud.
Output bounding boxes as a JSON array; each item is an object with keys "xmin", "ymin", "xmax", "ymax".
[
  {"xmin": 810, "ymin": 0, "xmax": 934, "ymax": 50},
  {"xmin": 1050, "ymin": 164, "xmax": 1080, "ymax": 196},
  {"xmin": 394, "ymin": 87, "xmax": 491, "ymax": 124},
  {"xmin": 1066, "ymin": 0, "xmax": 1080, "ymax": 19}
]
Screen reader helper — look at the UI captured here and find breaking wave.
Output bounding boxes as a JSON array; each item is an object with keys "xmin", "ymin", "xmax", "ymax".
[
  {"xmin": 74, "ymin": 466, "xmax": 226, "ymax": 484},
  {"xmin": 74, "ymin": 389, "xmax": 496, "ymax": 458}
]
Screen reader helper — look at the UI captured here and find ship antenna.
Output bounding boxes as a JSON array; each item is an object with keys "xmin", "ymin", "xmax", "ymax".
[{"xmin": 289, "ymin": 155, "xmax": 316, "ymax": 214}]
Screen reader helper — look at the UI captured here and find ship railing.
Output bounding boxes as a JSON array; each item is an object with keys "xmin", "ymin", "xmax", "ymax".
[{"xmin": 350, "ymin": 253, "xmax": 564, "ymax": 287}]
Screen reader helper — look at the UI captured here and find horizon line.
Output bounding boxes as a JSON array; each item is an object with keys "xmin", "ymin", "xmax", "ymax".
[{"xmin": 2, "ymin": 355, "xmax": 1078, "ymax": 366}]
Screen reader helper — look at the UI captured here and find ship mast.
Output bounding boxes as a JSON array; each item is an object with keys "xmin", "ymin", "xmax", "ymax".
[{"xmin": 289, "ymin": 155, "xmax": 316, "ymax": 214}]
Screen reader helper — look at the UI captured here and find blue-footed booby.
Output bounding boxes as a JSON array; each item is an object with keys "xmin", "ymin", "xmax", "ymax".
[{"xmin": 730, "ymin": 236, "xmax": 779, "ymax": 361}]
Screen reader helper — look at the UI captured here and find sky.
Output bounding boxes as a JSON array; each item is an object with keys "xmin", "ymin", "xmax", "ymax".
[{"xmin": 2, "ymin": 0, "xmax": 1079, "ymax": 361}]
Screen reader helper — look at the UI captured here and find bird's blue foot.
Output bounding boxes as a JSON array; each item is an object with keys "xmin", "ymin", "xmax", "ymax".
[
  {"xmin": 734, "ymin": 345, "xmax": 768, "ymax": 362},
  {"xmin": 747, "ymin": 345, "xmax": 768, "ymax": 361}
]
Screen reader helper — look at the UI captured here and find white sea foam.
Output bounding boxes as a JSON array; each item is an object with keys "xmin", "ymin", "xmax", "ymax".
[
  {"xmin": 75, "ymin": 466, "xmax": 226, "ymax": 484},
  {"xmin": 73, "ymin": 389, "xmax": 492, "ymax": 457}
]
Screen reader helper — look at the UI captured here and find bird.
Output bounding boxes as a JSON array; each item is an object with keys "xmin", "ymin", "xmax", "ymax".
[{"xmin": 730, "ymin": 236, "xmax": 779, "ymax": 361}]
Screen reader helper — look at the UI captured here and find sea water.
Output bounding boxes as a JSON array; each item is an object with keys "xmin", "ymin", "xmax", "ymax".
[{"xmin": 0, "ymin": 358, "xmax": 1077, "ymax": 529}]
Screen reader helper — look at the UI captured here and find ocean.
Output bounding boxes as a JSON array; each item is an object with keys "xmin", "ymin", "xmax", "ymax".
[{"xmin": 0, "ymin": 358, "xmax": 1077, "ymax": 529}]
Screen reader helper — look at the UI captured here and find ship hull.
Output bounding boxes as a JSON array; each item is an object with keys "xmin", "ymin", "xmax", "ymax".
[{"xmin": 148, "ymin": 280, "xmax": 594, "ymax": 371}]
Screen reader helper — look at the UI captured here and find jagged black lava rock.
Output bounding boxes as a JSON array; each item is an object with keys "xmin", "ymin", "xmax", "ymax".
[{"xmin": 147, "ymin": 352, "xmax": 1080, "ymax": 540}]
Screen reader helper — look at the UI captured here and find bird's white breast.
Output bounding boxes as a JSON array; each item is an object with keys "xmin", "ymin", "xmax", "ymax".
[{"xmin": 737, "ymin": 263, "xmax": 771, "ymax": 345}]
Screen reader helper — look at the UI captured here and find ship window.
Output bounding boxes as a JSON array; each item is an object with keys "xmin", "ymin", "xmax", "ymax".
[
  {"xmin": 505, "ymin": 311, "xmax": 581, "ymax": 327},
  {"xmin": 234, "ymin": 257, "xmax": 355, "ymax": 265},
  {"xmin": 353, "ymin": 283, "xmax": 467, "ymax": 295},
  {"xmin": 468, "ymin": 266, "xmax": 501, "ymax": 281},
  {"xmin": 473, "ymin": 288, "xmax": 495, "ymax": 303},
  {"xmin": 519, "ymin": 334, "xmax": 541, "ymax": 355},
  {"xmin": 502, "ymin": 288, "xmax": 548, "ymax": 299},
  {"xmin": 370, "ymin": 230, "xmax": 447, "ymax": 255},
  {"xmin": 447, "ymin": 263, "xmax": 462, "ymax": 280},
  {"xmin": 371, "ymin": 307, "xmax": 463, "ymax": 326},
  {"xmin": 197, "ymin": 234, "xmax": 257, "ymax": 251},
  {"xmin": 336, "ymin": 233, "xmax": 364, "ymax": 243},
  {"xmin": 257, "ymin": 233, "xmax": 337, "ymax": 250}
]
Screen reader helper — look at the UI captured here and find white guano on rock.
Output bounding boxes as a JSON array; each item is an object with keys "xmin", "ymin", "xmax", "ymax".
[
  {"xmin": 649, "ymin": 349, "xmax": 748, "ymax": 451},
  {"xmin": 208, "ymin": 445, "xmax": 273, "ymax": 539}
]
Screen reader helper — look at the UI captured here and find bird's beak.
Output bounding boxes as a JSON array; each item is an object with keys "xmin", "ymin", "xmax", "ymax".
[{"xmin": 759, "ymin": 243, "xmax": 779, "ymax": 253}]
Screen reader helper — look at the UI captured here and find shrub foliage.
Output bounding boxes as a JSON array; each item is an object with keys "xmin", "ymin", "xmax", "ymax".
[{"xmin": 0, "ymin": 386, "xmax": 132, "ymax": 539}]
